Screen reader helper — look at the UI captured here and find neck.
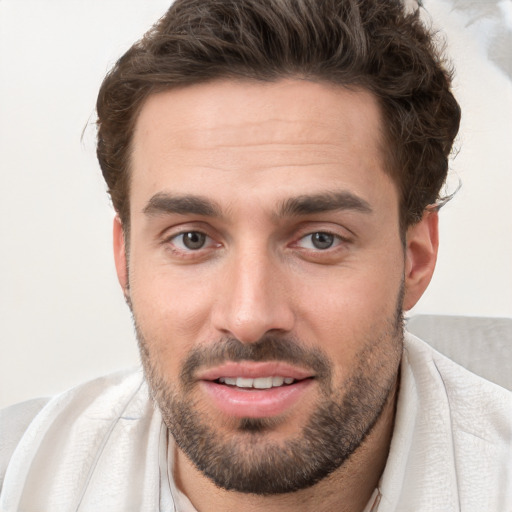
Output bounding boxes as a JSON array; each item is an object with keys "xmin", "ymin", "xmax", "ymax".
[{"xmin": 172, "ymin": 378, "xmax": 398, "ymax": 512}]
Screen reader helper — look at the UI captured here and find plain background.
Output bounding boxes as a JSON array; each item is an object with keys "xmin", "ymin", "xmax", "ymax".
[{"xmin": 1, "ymin": 0, "xmax": 511, "ymax": 408}]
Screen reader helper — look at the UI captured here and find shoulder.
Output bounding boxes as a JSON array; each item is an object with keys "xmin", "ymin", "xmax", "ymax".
[
  {"xmin": 402, "ymin": 333, "xmax": 512, "ymax": 508},
  {"xmin": 0, "ymin": 397, "xmax": 50, "ymax": 490},
  {"xmin": 0, "ymin": 368, "xmax": 146, "ymax": 493},
  {"xmin": 379, "ymin": 334, "xmax": 512, "ymax": 510},
  {"xmin": 404, "ymin": 333, "xmax": 512, "ymax": 440}
]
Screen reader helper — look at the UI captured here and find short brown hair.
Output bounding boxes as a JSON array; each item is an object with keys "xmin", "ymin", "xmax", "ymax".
[{"xmin": 96, "ymin": 0, "xmax": 460, "ymax": 230}]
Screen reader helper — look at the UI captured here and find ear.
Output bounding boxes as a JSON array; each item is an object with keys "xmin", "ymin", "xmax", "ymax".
[
  {"xmin": 403, "ymin": 209, "xmax": 439, "ymax": 311},
  {"xmin": 113, "ymin": 215, "xmax": 129, "ymax": 296}
]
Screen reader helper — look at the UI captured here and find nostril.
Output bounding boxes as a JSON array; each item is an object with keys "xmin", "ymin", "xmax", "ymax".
[{"xmin": 211, "ymin": 269, "xmax": 295, "ymax": 342}]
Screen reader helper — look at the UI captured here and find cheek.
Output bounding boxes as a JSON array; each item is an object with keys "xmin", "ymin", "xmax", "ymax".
[
  {"xmin": 297, "ymin": 261, "xmax": 403, "ymax": 323},
  {"xmin": 293, "ymin": 261, "xmax": 403, "ymax": 369},
  {"xmin": 128, "ymin": 262, "xmax": 216, "ymax": 375}
]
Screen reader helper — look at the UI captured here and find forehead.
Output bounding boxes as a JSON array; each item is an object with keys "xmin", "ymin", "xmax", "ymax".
[
  {"xmin": 130, "ymin": 79, "xmax": 397, "ymax": 218},
  {"xmin": 133, "ymin": 79, "xmax": 384, "ymax": 159}
]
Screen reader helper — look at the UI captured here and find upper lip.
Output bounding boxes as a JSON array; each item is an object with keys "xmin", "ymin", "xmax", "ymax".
[{"xmin": 197, "ymin": 361, "xmax": 314, "ymax": 381}]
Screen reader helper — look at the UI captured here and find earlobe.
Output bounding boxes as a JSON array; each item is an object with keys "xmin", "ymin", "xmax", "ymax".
[
  {"xmin": 403, "ymin": 210, "xmax": 439, "ymax": 311},
  {"xmin": 113, "ymin": 216, "xmax": 129, "ymax": 296}
]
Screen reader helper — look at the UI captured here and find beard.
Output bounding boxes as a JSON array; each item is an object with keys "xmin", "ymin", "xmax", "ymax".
[{"xmin": 134, "ymin": 292, "xmax": 404, "ymax": 495}]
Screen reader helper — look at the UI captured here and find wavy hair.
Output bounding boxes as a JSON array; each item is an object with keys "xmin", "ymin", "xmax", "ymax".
[{"xmin": 96, "ymin": 0, "xmax": 460, "ymax": 231}]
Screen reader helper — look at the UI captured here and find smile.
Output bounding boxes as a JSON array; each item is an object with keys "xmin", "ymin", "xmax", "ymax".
[{"xmin": 217, "ymin": 376, "xmax": 297, "ymax": 389}]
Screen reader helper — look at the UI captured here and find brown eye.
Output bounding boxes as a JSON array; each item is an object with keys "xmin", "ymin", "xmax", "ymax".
[{"xmin": 182, "ymin": 232, "xmax": 206, "ymax": 249}]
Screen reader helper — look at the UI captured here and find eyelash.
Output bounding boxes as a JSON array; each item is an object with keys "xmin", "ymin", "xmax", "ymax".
[
  {"xmin": 294, "ymin": 231, "xmax": 347, "ymax": 251},
  {"xmin": 163, "ymin": 228, "xmax": 350, "ymax": 258},
  {"xmin": 163, "ymin": 230, "xmax": 218, "ymax": 255}
]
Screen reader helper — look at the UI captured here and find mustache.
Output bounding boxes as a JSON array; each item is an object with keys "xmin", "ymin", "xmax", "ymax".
[{"xmin": 180, "ymin": 335, "xmax": 332, "ymax": 385}]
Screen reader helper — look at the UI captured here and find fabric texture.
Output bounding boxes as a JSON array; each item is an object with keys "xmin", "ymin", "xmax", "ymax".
[
  {"xmin": 1, "ymin": 334, "xmax": 511, "ymax": 511},
  {"xmin": 0, "ymin": 397, "xmax": 50, "ymax": 492},
  {"xmin": 406, "ymin": 315, "xmax": 512, "ymax": 390}
]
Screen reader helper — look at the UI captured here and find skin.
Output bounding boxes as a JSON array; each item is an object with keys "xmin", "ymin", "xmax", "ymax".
[{"xmin": 113, "ymin": 79, "xmax": 438, "ymax": 512}]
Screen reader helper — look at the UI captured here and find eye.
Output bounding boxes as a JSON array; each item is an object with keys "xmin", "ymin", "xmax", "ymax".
[
  {"xmin": 297, "ymin": 232, "xmax": 340, "ymax": 250},
  {"xmin": 170, "ymin": 231, "xmax": 210, "ymax": 251}
]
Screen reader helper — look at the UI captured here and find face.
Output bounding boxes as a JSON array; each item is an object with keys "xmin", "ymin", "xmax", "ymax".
[{"xmin": 115, "ymin": 79, "xmax": 433, "ymax": 494}]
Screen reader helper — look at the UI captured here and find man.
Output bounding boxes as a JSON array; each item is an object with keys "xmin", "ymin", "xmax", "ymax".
[{"xmin": 1, "ymin": 0, "xmax": 511, "ymax": 511}]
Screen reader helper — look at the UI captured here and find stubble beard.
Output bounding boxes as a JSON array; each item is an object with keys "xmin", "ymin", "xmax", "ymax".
[{"xmin": 134, "ymin": 302, "xmax": 404, "ymax": 495}]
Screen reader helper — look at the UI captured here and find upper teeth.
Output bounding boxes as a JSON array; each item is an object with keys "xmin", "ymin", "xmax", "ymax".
[{"xmin": 218, "ymin": 376, "xmax": 295, "ymax": 389}]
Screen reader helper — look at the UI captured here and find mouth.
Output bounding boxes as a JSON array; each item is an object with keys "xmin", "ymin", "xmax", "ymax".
[
  {"xmin": 216, "ymin": 375, "xmax": 300, "ymax": 389},
  {"xmin": 198, "ymin": 362, "xmax": 315, "ymax": 418}
]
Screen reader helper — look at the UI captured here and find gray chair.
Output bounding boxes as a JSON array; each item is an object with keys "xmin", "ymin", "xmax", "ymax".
[{"xmin": 406, "ymin": 315, "xmax": 512, "ymax": 391}]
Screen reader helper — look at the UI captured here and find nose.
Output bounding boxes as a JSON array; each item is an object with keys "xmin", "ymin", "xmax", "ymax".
[{"xmin": 211, "ymin": 247, "xmax": 295, "ymax": 343}]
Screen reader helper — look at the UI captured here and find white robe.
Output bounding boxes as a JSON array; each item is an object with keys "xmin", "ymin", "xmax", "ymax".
[{"xmin": 1, "ymin": 334, "xmax": 511, "ymax": 511}]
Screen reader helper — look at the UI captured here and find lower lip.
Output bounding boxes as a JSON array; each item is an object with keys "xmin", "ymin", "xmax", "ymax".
[{"xmin": 201, "ymin": 379, "xmax": 313, "ymax": 418}]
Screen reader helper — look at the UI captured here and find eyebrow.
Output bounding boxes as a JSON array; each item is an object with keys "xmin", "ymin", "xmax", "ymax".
[
  {"xmin": 143, "ymin": 193, "xmax": 222, "ymax": 217},
  {"xmin": 142, "ymin": 190, "xmax": 372, "ymax": 219},
  {"xmin": 277, "ymin": 191, "xmax": 372, "ymax": 217}
]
